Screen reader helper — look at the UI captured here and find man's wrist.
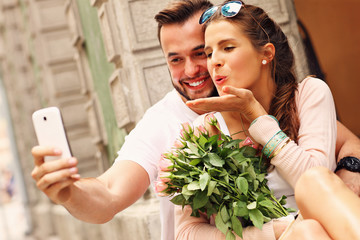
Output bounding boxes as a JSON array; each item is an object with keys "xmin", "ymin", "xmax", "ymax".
[{"xmin": 335, "ymin": 156, "xmax": 360, "ymax": 173}]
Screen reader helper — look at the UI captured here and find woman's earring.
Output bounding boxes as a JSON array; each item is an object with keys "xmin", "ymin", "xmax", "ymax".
[{"xmin": 262, "ymin": 60, "xmax": 267, "ymax": 65}]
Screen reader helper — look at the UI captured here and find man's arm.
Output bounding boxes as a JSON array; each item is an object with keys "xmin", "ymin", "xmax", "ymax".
[
  {"xmin": 335, "ymin": 121, "xmax": 360, "ymax": 160},
  {"xmin": 31, "ymin": 146, "xmax": 150, "ymax": 223},
  {"xmin": 335, "ymin": 121, "xmax": 360, "ymax": 196}
]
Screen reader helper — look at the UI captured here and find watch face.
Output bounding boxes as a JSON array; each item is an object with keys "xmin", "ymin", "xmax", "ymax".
[{"xmin": 338, "ymin": 157, "xmax": 360, "ymax": 173}]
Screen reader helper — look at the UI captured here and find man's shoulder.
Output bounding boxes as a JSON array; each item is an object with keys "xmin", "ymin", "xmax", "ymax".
[
  {"xmin": 142, "ymin": 90, "xmax": 196, "ymax": 122},
  {"xmin": 144, "ymin": 90, "xmax": 180, "ymax": 113}
]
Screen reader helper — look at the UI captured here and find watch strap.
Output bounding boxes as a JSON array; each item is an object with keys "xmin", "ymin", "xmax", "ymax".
[{"xmin": 335, "ymin": 156, "xmax": 360, "ymax": 173}]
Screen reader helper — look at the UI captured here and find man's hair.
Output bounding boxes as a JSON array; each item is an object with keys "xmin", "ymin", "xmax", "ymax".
[{"xmin": 154, "ymin": 0, "xmax": 213, "ymax": 43}]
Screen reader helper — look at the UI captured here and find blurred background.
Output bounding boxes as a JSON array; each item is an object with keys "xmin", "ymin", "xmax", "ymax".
[{"xmin": 0, "ymin": 0, "xmax": 358, "ymax": 239}]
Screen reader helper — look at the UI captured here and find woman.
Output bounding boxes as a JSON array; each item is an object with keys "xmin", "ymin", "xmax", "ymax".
[
  {"xmin": 176, "ymin": 1, "xmax": 337, "ymax": 239},
  {"xmin": 281, "ymin": 166, "xmax": 360, "ymax": 240}
]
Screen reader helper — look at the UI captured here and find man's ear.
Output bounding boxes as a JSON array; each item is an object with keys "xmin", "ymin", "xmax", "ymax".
[{"xmin": 263, "ymin": 43, "xmax": 275, "ymax": 63}]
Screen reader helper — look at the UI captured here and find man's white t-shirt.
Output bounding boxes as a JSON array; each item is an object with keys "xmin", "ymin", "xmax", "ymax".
[{"xmin": 115, "ymin": 89, "xmax": 199, "ymax": 240}]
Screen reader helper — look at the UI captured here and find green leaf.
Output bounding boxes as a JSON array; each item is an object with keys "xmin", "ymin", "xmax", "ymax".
[
  {"xmin": 224, "ymin": 139, "xmax": 242, "ymax": 148},
  {"xmin": 210, "ymin": 195, "xmax": 220, "ymax": 205},
  {"xmin": 182, "ymin": 185, "xmax": 195, "ymax": 197},
  {"xmin": 260, "ymin": 185, "xmax": 271, "ymax": 195},
  {"xmin": 226, "ymin": 161, "xmax": 238, "ymax": 172},
  {"xmin": 231, "ymin": 152, "xmax": 246, "ymax": 163},
  {"xmin": 233, "ymin": 201, "xmax": 248, "ymax": 217},
  {"xmin": 226, "ymin": 231, "xmax": 235, "ymax": 240},
  {"xmin": 231, "ymin": 215, "xmax": 243, "ymax": 238},
  {"xmin": 224, "ymin": 174, "xmax": 230, "ymax": 184},
  {"xmin": 242, "ymin": 146, "xmax": 257, "ymax": 157},
  {"xmin": 259, "ymin": 200, "xmax": 275, "ymax": 209},
  {"xmin": 188, "ymin": 181, "xmax": 201, "ymax": 190},
  {"xmin": 220, "ymin": 205, "xmax": 230, "ymax": 223},
  {"xmin": 170, "ymin": 194, "xmax": 186, "ymax": 205},
  {"xmin": 205, "ymin": 201, "xmax": 217, "ymax": 218},
  {"xmin": 208, "ymin": 153, "xmax": 225, "ymax": 167},
  {"xmin": 256, "ymin": 173, "xmax": 266, "ymax": 182},
  {"xmin": 247, "ymin": 201, "xmax": 257, "ymax": 210},
  {"xmin": 236, "ymin": 177, "xmax": 248, "ymax": 195},
  {"xmin": 247, "ymin": 165, "xmax": 256, "ymax": 180},
  {"xmin": 215, "ymin": 213, "xmax": 228, "ymax": 235},
  {"xmin": 287, "ymin": 208, "xmax": 297, "ymax": 213},
  {"xmin": 199, "ymin": 173, "xmax": 210, "ymax": 191},
  {"xmin": 189, "ymin": 158, "xmax": 201, "ymax": 166},
  {"xmin": 219, "ymin": 169, "xmax": 228, "ymax": 177},
  {"xmin": 213, "ymin": 187, "xmax": 221, "ymax": 195},
  {"xmin": 199, "ymin": 135, "xmax": 208, "ymax": 149},
  {"xmin": 223, "ymin": 195, "xmax": 230, "ymax": 200},
  {"xmin": 193, "ymin": 191, "xmax": 208, "ymax": 209},
  {"xmin": 279, "ymin": 195, "xmax": 287, "ymax": 205},
  {"xmin": 188, "ymin": 142, "xmax": 200, "ymax": 156},
  {"xmin": 253, "ymin": 179, "xmax": 259, "ymax": 191},
  {"xmin": 207, "ymin": 181, "xmax": 217, "ymax": 196},
  {"xmin": 249, "ymin": 209, "xmax": 264, "ymax": 229}
]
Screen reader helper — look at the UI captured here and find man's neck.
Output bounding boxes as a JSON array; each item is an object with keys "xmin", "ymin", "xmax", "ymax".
[{"xmin": 178, "ymin": 93, "xmax": 208, "ymax": 115}]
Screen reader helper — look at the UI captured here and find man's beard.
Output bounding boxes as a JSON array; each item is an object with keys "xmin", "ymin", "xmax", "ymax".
[{"xmin": 172, "ymin": 75, "xmax": 219, "ymax": 100}]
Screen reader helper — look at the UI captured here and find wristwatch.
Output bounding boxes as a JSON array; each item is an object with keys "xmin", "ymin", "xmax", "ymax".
[{"xmin": 335, "ymin": 156, "xmax": 360, "ymax": 173}]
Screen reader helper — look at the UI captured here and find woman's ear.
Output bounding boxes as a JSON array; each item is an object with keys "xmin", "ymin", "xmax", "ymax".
[{"xmin": 263, "ymin": 43, "xmax": 275, "ymax": 63}]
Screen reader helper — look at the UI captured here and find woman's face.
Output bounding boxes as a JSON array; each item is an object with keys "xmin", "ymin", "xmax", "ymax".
[{"xmin": 204, "ymin": 20, "xmax": 267, "ymax": 96}]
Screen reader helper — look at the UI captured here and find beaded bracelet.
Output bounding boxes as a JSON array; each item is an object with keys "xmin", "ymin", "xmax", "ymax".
[
  {"xmin": 262, "ymin": 130, "xmax": 287, "ymax": 158},
  {"xmin": 270, "ymin": 138, "xmax": 291, "ymax": 159}
]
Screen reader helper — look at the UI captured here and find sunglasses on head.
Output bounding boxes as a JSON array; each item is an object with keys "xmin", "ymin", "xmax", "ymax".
[
  {"xmin": 199, "ymin": 1, "xmax": 270, "ymax": 43},
  {"xmin": 199, "ymin": 1, "xmax": 243, "ymax": 24}
]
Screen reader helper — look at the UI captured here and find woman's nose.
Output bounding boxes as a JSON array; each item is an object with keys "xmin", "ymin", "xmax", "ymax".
[{"xmin": 211, "ymin": 53, "xmax": 223, "ymax": 68}]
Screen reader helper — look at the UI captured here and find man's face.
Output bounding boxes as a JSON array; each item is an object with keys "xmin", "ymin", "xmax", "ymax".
[{"xmin": 160, "ymin": 12, "xmax": 217, "ymax": 101}]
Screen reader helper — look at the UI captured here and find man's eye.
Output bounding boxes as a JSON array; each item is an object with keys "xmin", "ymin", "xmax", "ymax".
[
  {"xmin": 194, "ymin": 51, "xmax": 206, "ymax": 58},
  {"xmin": 170, "ymin": 58, "xmax": 182, "ymax": 64}
]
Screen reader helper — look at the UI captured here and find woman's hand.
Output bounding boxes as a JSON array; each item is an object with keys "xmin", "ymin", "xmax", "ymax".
[{"xmin": 186, "ymin": 86, "xmax": 267, "ymax": 122}]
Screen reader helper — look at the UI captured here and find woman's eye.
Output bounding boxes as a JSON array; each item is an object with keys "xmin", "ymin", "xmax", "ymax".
[
  {"xmin": 206, "ymin": 52, "xmax": 212, "ymax": 58},
  {"xmin": 224, "ymin": 46, "xmax": 235, "ymax": 51}
]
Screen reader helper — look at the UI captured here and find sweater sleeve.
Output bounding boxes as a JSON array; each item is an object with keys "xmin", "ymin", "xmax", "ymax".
[
  {"xmin": 249, "ymin": 78, "xmax": 337, "ymax": 187},
  {"xmin": 175, "ymin": 205, "xmax": 276, "ymax": 240}
]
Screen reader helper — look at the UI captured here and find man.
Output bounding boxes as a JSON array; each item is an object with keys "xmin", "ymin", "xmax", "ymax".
[{"xmin": 31, "ymin": 0, "xmax": 360, "ymax": 240}]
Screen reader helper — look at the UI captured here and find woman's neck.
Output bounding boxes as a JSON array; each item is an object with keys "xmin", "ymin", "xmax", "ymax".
[{"xmin": 220, "ymin": 112, "xmax": 250, "ymax": 140}]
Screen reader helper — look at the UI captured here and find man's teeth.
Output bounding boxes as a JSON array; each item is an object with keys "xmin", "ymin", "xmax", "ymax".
[{"xmin": 188, "ymin": 80, "xmax": 204, "ymax": 87}]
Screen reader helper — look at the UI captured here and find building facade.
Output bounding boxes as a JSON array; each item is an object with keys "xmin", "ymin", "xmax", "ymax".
[{"xmin": 0, "ymin": 0, "xmax": 308, "ymax": 239}]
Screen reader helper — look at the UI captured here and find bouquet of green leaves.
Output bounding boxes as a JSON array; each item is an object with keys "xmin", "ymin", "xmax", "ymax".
[{"xmin": 155, "ymin": 116, "xmax": 293, "ymax": 239}]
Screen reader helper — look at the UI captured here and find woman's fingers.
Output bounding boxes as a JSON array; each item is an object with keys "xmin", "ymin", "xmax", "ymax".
[
  {"xmin": 187, "ymin": 86, "xmax": 267, "ymax": 121},
  {"xmin": 187, "ymin": 95, "xmax": 240, "ymax": 112}
]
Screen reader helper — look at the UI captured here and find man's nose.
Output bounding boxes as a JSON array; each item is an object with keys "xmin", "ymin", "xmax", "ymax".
[{"xmin": 184, "ymin": 59, "xmax": 200, "ymax": 78}]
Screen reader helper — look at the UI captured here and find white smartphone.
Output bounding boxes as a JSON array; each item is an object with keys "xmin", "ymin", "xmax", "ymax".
[{"xmin": 32, "ymin": 107, "xmax": 72, "ymax": 161}]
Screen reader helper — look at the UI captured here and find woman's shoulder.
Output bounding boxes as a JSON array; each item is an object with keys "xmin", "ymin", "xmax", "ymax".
[
  {"xmin": 298, "ymin": 76, "xmax": 330, "ymax": 92},
  {"xmin": 297, "ymin": 76, "xmax": 333, "ymax": 98},
  {"xmin": 296, "ymin": 76, "xmax": 334, "ymax": 107}
]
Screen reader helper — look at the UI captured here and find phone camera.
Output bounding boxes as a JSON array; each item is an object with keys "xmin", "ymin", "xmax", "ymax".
[{"xmin": 43, "ymin": 116, "xmax": 47, "ymax": 121}]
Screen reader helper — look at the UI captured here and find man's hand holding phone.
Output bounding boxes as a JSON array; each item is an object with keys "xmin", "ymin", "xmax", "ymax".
[
  {"xmin": 31, "ymin": 107, "xmax": 80, "ymax": 204},
  {"xmin": 31, "ymin": 146, "xmax": 80, "ymax": 203}
]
